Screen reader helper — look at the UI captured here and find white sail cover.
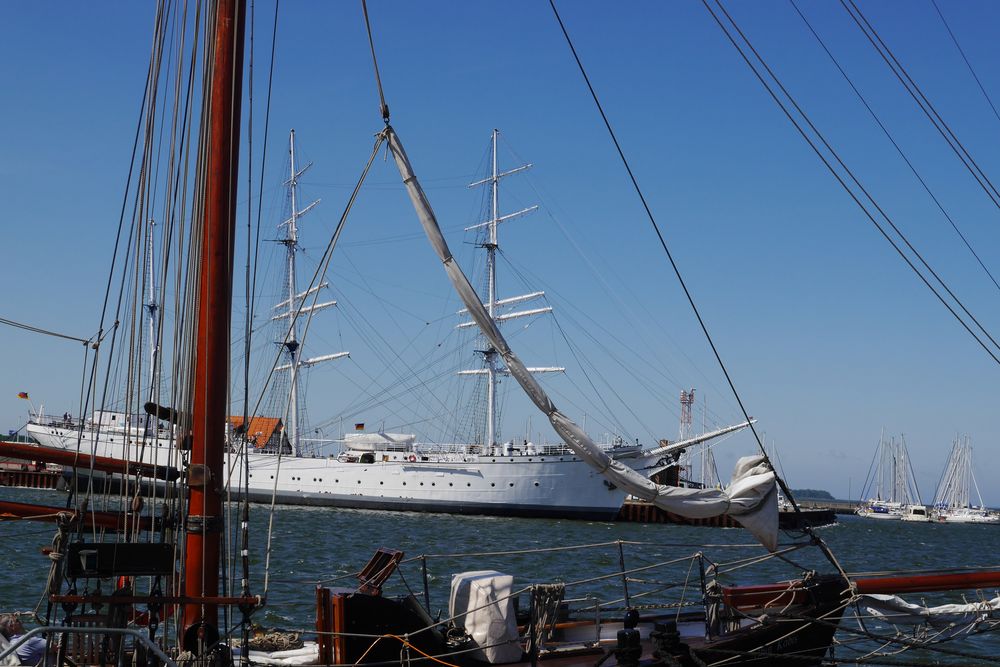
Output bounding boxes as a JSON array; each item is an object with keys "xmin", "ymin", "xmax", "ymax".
[
  {"xmin": 863, "ymin": 593, "xmax": 1000, "ymax": 628},
  {"xmin": 386, "ymin": 128, "xmax": 778, "ymax": 550},
  {"xmin": 449, "ymin": 571, "xmax": 522, "ymax": 664}
]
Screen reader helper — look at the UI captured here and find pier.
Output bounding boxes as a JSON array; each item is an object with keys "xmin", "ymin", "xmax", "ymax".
[
  {"xmin": 618, "ymin": 498, "xmax": 845, "ymax": 528},
  {"xmin": 0, "ymin": 464, "xmax": 64, "ymax": 490}
]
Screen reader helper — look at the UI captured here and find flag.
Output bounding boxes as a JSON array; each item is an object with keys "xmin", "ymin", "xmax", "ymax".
[
  {"xmin": 354, "ymin": 423, "xmax": 365, "ymax": 431},
  {"xmin": 17, "ymin": 392, "xmax": 29, "ymax": 400}
]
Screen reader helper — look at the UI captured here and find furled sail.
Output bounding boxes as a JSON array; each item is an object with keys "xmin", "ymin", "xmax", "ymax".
[{"xmin": 385, "ymin": 127, "xmax": 778, "ymax": 550}]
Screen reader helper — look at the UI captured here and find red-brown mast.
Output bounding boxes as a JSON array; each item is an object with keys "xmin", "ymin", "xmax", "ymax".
[{"xmin": 183, "ymin": 0, "xmax": 246, "ymax": 651}]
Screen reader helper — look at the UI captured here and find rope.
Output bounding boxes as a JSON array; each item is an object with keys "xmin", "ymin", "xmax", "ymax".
[
  {"xmin": 0, "ymin": 317, "xmax": 94, "ymax": 346},
  {"xmin": 247, "ymin": 627, "xmax": 303, "ymax": 652},
  {"xmin": 789, "ymin": 0, "xmax": 1000, "ymax": 298},
  {"xmin": 361, "ymin": 0, "xmax": 390, "ymax": 123},
  {"xmin": 708, "ymin": 0, "xmax": 1000, "ymax": 364},
  {"xmin": 526, "ymin": 584, "xmax": 565, "ymax": 655},
  {"xmin": 842, "ymin": 0, "xmax": 1000, "ymax": 210},
  {"xmin": 261, "ymin": 133, "xmax": 388, "ymax": 595},
  {"xmin": 545, "ymin": 0, "xmax": 806, "ymax": 524}
]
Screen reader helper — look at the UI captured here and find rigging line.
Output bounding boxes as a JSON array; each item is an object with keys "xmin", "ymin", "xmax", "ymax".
[
  {"xmin": 547, "ymin": 0, "xmax": 798, "ymax": 506},
  {"xmin": 527, "ymin": 198, "xmax": 736, "ymax": 415},
  {"xmin": 714, "ymin": 0, "xmax": 1000, "ymax": 359},
  {"xmin": 502, "ymin": 246, "xmax": 730, "ymax": 426},
  {"xmin": 324, "ymin": 345, "xmax": 467, "ymax": 428},
  {"xmin": 0, "ymin": 317, "xmax": 93, "ymax": 346},
  {"xmin": 703, "ymin": 0, "xmax": 1000, "ymax": 367},
  {"xmin": 499, "ymin": 252, "xmax": 648, "ymax": 438},
  {"xmin": 75, "ymin": 1, "xmax": 174, "ymax": 519},
  {"xmin": 260, "ymin": 140, "xmax": 387, "ymax": 591},
  {"xmin": 247, "ymin": 0, "xmax": 279, "ymax": 408},
  {"xmin": 790, "ymin": 0, "xmax": 1000, "ymax": 297},
  {"xmin": 93, "ymin": 0, "xmax": 156, "ymax": 350},
  {"xmin": 931, "ymin": 0, "xmax": 1000, "ymax": 126},
  {"xmin": 361, "ymin": 0, "xmax": 390, "ymax": 123},
  {"xmin": 842, "ymin": 0, "xmax": 1000, "ymax": 210},
  {"xmin": 328, "ymin": 254, "xmax": 464, "ymax": 418},
  {"xmin": 500, "ymin": 252, "xmax": 722, "ymax": 430}
]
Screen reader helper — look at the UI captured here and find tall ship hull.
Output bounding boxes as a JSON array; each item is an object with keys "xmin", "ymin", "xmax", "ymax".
[{"xmin": 26, "ymin": 415, "xmax": 631, "ymax": 520}]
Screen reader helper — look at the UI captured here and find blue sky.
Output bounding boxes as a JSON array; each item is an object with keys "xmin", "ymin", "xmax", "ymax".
[{"xmin": 1, "ymin": 1, "xmax": 998, "ymax": 504}]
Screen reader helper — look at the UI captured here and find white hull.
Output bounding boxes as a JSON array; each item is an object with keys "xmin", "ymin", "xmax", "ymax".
[
  {"xmin": 855, "ymin": 510, "xmax": 901, "ymax": 520},
  {"xmin": 933, "ymin": 509, "xmax": 1000, "ymax": 524},
  {"xmin": 27, "ymin": 419, "xmax": 632, "ymax": 520},
  {"xmin": 856, "ymin": 501, "xmax": 904, "ymax": 520}
]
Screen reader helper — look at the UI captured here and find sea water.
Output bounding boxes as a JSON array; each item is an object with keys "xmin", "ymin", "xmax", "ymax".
[{"xmin": 1, "ymin": 486, "xmax": 998, "ymax": 664}]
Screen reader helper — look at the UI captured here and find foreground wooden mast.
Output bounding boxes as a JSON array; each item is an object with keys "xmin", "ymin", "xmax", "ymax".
[{"xmin": 183, "ymin": 0, "xmax": 246, "ymax": 651}]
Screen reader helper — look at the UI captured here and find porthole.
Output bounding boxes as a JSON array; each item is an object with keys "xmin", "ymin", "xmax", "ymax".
[
  {"xmin": 490, "ymin": 483, "xmax": 496, "ymax": 487},
  {"xmin": 509, "ymin": 483, "xmax": 514, "ymax": 487}
]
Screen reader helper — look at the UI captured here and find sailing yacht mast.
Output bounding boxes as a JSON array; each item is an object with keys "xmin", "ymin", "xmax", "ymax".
[{"xmin": 273, "ymin": 129, "xmax": 347, "ymax": 455}]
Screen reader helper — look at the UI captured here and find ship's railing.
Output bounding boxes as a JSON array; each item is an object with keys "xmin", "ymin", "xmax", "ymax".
[
  {"xmin": 29, "ymin": 412, "xmax": 174, "ymax": 439},
  {"xmin": 410, "ymin": 442, "xmax": 583, "ymax": 457},
  {"xmin": 28, "ymin": 413, "xmax": 85, "ymax": 430},
  {"xmin": 0, "ymin": 626, "xmax": 176, "ymax": 667}
]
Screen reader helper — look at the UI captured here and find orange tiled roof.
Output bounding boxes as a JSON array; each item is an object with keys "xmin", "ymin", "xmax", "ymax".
[{"xmin": 228, "ymin": 415, "xmax": 283, "ymax": 448}]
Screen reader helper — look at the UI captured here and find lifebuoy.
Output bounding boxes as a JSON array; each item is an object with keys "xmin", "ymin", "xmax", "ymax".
[{"xmin": 407, "ymin": 454, "xmax": 417, "ymax": 463}]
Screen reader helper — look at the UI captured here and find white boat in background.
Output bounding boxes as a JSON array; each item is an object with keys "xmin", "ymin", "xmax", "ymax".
[
  {"xmin": 900, "ymin": 504, "xmax": 932, "ymax": 522},
  {"xmin": 931, "ymin": 437, "xmax": 1000, "ymax": 524},
  {"xmin": 856, "ymin": 501, "xmax": 903, "ymax": 520},
  {"xmin": 856, "ymin": 432, "xmax": 923, "ymax": 521}
]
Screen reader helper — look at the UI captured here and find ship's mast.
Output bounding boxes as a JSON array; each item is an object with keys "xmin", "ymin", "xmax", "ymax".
[
  {"xmin": 485, "ymin": 130, "xmax": 500, "ymax": 450},
  {"xmin": 461, "ymin": 130, "xmax": 561, "ymax": 449},
  {"xmin": 184, "ymin": 0, "xmax": 245, "ymax": 650},
  {"xmin": 144, "ymin": 218, "xmax": 160, "ymax": 402},
  {"xmin": 273, "ymin": 129, "xmax": 347, "ymax": 455},
  {"xmin": 286, "ymin": 131, "xmax": 302, "ymax": 454}
]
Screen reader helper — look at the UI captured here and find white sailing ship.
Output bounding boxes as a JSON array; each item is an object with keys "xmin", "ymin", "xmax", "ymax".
[
  {"xmin": 931, "ymin": 436, "xmax": 1000, "ymax": 524},
  {"xmin": 25, "ymin": 129, "xmax": 749, "ymax": 520}
]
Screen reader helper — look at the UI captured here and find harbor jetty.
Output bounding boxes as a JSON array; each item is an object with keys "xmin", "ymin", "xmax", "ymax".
[
  {"xmin": 618, "ymin": 498, "xmax": 843, "ymax": 528},
  {"xmin": 0, "ymin": 434, "xmax": 64, "ymax": 490}
]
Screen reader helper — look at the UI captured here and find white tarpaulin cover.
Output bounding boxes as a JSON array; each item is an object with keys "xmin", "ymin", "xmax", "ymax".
[
  {"xmin": 449, "ymin": 570, "xmax": 522, "ymax": 664},
  {"xmin": 863, "ymin": 594, "xmax": 1000, "ymax": 628},
  {"xmin": 387, "ymin": 127, "xmax": 779, "ymax": 551},
  {"xmin": 0, "ymin": 633, "xmax": 21, "ymax": 667}
]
